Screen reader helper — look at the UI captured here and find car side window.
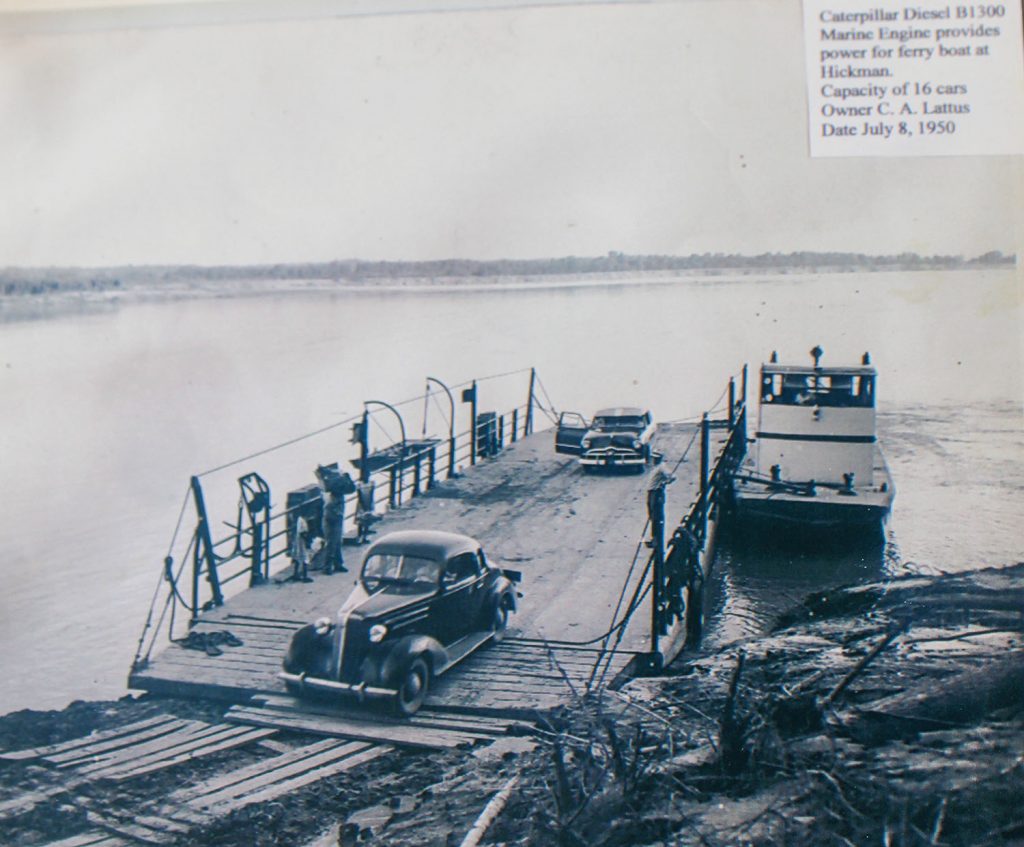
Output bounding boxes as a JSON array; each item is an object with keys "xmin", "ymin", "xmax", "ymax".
[{"xmin": 444, "ymin": 552, "xmax": 479, "ymax": 585}]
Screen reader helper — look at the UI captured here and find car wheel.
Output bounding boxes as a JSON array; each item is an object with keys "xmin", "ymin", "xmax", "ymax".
[
  {"xmin": 490, "ymin": 600, "xmax": 509, "ymax": 643},
  {"xmin": 394, "ymin": 657, "xmax": 430, "ymax": 717}
]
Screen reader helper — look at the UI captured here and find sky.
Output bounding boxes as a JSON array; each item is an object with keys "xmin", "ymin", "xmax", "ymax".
[{"xmin": 0, "ymin": 0, "xmax": 1021, "ymax": 267}]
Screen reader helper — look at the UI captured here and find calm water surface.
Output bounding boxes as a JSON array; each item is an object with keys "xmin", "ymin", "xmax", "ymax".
[{"xmin": 0, "ymin": 270, "xmax": 1020, "ymax": 713}]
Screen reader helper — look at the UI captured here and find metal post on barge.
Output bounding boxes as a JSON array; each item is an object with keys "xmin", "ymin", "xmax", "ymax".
[
  {"xmin": 647, "ymin": 476, "xmax": 668, "ymax": 658},
  {"xmin": 463, "ymin": 381, "xmax": 478, "ymax": 466},
  {"xmin": 426, "ymin": 376, "xmax": 457, "ymax": 479},
  {"xmin": 189, "ymin": 475, "xmax": 223, "ymax": 625},
  {"xmin": 354, "ymin": 411, "xmax": 370, "ymax": 484},
  {"xmin": 700, "ymin": 413, "xmax": 710, "ymax": 542},
  {"xmin": 526, "ymin": 367, "xmax": 536, "ymax": 436}
]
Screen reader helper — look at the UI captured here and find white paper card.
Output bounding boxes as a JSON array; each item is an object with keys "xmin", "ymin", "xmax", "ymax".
[{"xmin": 803, "ymin": 0, "xmax": 1024, "ymax": 156}]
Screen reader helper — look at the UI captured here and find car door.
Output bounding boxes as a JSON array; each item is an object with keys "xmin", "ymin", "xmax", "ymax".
[
  {"xmin": 555, "ymin": 412, "xmax": 590, "ymax": 455},
  {"xmin": 436, "ymin": 552, "xmax": 485, "ymax": 643}
]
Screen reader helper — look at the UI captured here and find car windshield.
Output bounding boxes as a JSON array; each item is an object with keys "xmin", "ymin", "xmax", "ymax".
[
  {"xmin": 593, "ymin": 416, "xmax": 644, "ymax": 431},
  {"xmin": 362, "ymin": 553, "xmax": 442, "ymax": 587}
]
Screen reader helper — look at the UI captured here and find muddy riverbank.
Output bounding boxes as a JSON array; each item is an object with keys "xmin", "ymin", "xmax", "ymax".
[{"xmin": 1, "ymin": 562, "xmax": 1020, "ymax": 847}]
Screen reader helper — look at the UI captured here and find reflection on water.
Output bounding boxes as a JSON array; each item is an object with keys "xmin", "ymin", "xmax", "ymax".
[
  {"xmin": 702, "ymin": 530, "xmax": 894, "ymax": 651},
  {"xmin": 0, "ymin": 269, "xmax": 1019, "ymax": 713},
  {"xmin": 700, "ymin": 399, "xmax": 1023, "ymax": 652}
]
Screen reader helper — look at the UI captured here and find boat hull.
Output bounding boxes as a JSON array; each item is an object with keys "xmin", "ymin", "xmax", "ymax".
[{"xmin": 729, "ymin": 446, "xmax": 895, "ymax": 545}]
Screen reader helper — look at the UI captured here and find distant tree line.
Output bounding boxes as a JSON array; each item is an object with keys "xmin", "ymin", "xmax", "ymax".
[{"xmin": 0, "ymin": 250, "xmax": 1014, "ymax": 295}]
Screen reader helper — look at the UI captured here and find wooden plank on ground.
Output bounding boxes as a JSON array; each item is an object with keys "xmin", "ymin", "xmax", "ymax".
[
  {"xmin": 92, "ymin": 727, "xmax": 277, "ymax": 782},
  {"xmin": 186, "ymin": 741, "xmax": 371, "ymax": 809},
  {"xmin": 69, "ymin": 722, "xmax": 229, "ymax": 774},
  {"xmin": 169, "ymin": 738, "xmax": 345, "ymax": 803},
  {"xmin": 85, "ymin": 811, "xmax": 175, "ymax": 846},
  {"xmin": 0, "ymin": 716, "xmax": 175, "ymax": 762},
  {"xmin": 253, "ymin": 695, "xmax": 531, "ymax": 736},
  {"xmin": 227, "ymin": 706, "xmax": 484, "ymax": 749},
  {"xmin": 48, "ymin": 720, "xmax": 205, "ymax": 767},
  {"xmin": 39, "ymin": 831, "xmax": 131, "ymax": 847},
  {"xmin": 203, "ymin": 746, "xmax": 391, "ymax": 815}
]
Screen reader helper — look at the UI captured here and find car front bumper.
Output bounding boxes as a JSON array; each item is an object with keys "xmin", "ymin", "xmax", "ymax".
[
  {"xmin": 580, "ymin": 449, "xmax": 646, "ymax": 466},
  {"xmin": 279, "ymin": 671, "xmax": 398, "ymax": 701}
]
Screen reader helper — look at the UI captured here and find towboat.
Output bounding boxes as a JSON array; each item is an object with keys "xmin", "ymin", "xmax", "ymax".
[{"xmin": 730, "ymin": 347, "xmax": 894, "ymax": 541}]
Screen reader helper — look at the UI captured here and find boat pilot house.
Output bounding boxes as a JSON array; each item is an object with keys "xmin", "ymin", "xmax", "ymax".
[
  {"xmin": 731, "ymin": 349, "xmax": 894, "ymax": 536},
  {"xmin": 757, "ymin": 358, "xmax": 876, "ymax": 488}
]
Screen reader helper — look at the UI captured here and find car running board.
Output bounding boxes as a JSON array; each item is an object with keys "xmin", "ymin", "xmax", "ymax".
[{"xmin": 435, "ymin": 631, "xmax": 494, "ymax": 676}]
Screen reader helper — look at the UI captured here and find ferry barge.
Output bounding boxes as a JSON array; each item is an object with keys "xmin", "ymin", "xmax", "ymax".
[{"xmin": 729, "ymin": 347, "xmax": 894, "ymax": 540}]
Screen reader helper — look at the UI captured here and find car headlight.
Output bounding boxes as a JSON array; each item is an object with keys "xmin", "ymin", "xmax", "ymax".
[
  {"xmin": 631, "ymin": 438, "xmax": 642, "ymax": 449},
  {"xmin": 369, "ymin": 623, "xmax": 388, "ymax": 643},
  {"xmin": 314, "ymin": 617, "xmax": 333, "ymax": 636}
]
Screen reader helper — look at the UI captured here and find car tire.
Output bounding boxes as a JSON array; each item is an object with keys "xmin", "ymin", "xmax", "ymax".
[
  {"xmin": 394, "ymin": 656, "xmax": 430, "ymax": 717},
  {"xmin": 490, "ymin": 600, "xmax": 509, "ymax": 643}
]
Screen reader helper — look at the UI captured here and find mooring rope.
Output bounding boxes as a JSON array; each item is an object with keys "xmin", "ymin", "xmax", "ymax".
[
  {"xmin": 196, "ymin": 411, "xmax": 365, "ymax": 478},
  {"xmin": 195, "ymin": 367, "xmax": 536, "ymax": 478}
]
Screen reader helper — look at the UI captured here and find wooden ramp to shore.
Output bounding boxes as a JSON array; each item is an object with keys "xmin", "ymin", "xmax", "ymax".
[{"xmin": 130, "ymin": 423, "xmax": 729, "ymax": 715}]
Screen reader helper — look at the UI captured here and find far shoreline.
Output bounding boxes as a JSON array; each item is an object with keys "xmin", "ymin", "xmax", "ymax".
[{"xmin": 0, "ymin": 264, "xmax": 1008, "ymax": 324}]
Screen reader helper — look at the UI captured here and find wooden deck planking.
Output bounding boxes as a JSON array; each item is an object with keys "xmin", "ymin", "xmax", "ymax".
[
  {"xmin": 50, "ymin": 721, "xmax": 209, "ymax": 769},
  {"xmin": 184, "ymin": 741, "xmax": 373, "ymax": 809},
  {"xmin": 91, "ymin": 727, "xmax": 277, "ymax": 782},
  {"xmin": 140, "ymin": 740, "xmax": 391, "ymax": 827},
  {"xmin": 253, "ymin": 695, "xmax": 532, "ymax": 736},
  {"xmin": 132, "ymin": 425, "xmax": 712, "ymax": 712},
  {"xmin": 40, "ymin": 832, "xmax": 131, "ymax": 847},
  {"xmin": 0, "ymin": 716, "xmax": 177, "ymax": 762},
  {"xmin": 168, "ymin": 738, "xmax": 347, "ymax": 803},
  {"xmin": 226, "ymin": 706, "xmax": 485, "ymax": 749},
  {"xmin": 202, "ymin": 745, "xmax": 390, "ymax": 815},
  {"xmin": 72, "ymin": 722, "xmax": 239, "ymax": 775}
]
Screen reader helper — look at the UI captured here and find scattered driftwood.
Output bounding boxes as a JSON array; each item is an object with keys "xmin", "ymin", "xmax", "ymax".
[
  {"xmin": 459, "ymin": 774, "xmax": 520, "ymax": 847},
  {"xmin": 825, "ymin": 627, "xmax": 902, "ymax": 706},
  {"xmin": 718, "ymin": 651, "xmax": 748, "ymax": 775},
  {"xmin": 847, "ymin": 650, "xmax": 1024, "ymax": 743}
]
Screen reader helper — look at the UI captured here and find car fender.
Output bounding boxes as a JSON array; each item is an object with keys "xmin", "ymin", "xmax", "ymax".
[
  {"xmin": 377, "ymin": 634, "xmax": 448, "ymax": 686},
  {"xmin": 485, "ymin": 576, "xmax": 517, "ymax": 615},
  {"xmin": 282, "ymin": 623, "xmax": 334, "ymax": 677}
]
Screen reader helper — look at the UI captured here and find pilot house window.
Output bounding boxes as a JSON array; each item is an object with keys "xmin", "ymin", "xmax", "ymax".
[{"xmin": 761, "ymin": 372, "xmax": 875, "ymax": 407}]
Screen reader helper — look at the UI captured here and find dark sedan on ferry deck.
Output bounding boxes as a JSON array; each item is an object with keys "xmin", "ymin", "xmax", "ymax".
[{"xmin": 280, "ymin": 530, "xmax": 519, "ymax": 715}]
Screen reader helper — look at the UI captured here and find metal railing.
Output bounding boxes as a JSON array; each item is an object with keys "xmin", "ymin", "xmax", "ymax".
[
  {"xmin": 132, "ymin": 370, "xmax": 539, "ymax": 670},
  {"xmin": 646, "ymin": 366, "xmax": 749, "ymax": 666}
]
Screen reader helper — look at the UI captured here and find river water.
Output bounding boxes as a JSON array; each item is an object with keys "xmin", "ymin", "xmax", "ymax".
[{"xmin": 0, "ymin": 269, "xmax": 1020, "ymax": 714}]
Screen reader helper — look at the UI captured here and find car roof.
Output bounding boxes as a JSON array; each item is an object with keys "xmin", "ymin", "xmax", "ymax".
[
  {"xmin": 594, "ymin": 407, "xmax": 647, "ymax": 418},
  {"xmin": 364, "ymin": 529, "xmax": 480, "ymax": 561}
]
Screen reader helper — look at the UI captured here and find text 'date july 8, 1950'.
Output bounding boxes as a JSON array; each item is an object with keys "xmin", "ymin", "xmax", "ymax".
[{"xmin": 803, "ymin": 0, "xmax": 1024, "ymax": 156}]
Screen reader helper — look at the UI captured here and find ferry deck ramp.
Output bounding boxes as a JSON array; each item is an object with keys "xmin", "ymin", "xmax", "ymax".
[{"xmin": 129, "ymin": 422, "xmax": 729, "ymax": 718}]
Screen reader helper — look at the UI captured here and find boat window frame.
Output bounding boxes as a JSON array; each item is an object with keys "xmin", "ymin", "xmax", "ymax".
[{"xmin": 761, "ymin": 370, "xmax": 875, "ymax": 408}]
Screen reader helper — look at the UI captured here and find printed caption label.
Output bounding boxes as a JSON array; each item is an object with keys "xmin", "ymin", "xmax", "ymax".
[{"xmin": 803, "ymin": 0, "xmax": 1024, "ymax": 156}]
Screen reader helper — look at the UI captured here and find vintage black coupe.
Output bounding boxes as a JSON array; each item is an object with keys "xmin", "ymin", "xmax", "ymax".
[{"xmin": 280, "ymin": 530, "xmax": 520, "ymax": 715}]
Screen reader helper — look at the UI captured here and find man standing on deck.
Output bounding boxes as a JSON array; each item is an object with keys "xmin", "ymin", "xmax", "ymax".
[
  {"xmin": 316, "ymin": 464, "xmax": 353, "ymax": 574},
  {"xmin": 321, "ymin": 489, "xmax": 346, "ymax": 574}
]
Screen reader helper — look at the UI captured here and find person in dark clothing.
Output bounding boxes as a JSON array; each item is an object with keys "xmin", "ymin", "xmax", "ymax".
[{"xmin": 321, "ymin": 489, "xmax": 347, "ymax": 574}]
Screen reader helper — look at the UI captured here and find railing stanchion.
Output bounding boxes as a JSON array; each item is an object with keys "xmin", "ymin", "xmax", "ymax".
[
  {"xmin": 189, "ymin": 475, "xmax": 223, "ymax": 624},
  {"xmin": 511, "ymin": 408, "xmax": 519, "ymax": 442},
  {"xmin": 526, "ymin": 368, "xmax": 536, "ymax": 435},
  {"xmin": 700, "ymin": 414, "xmax": 710, "ymax": 543}
]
